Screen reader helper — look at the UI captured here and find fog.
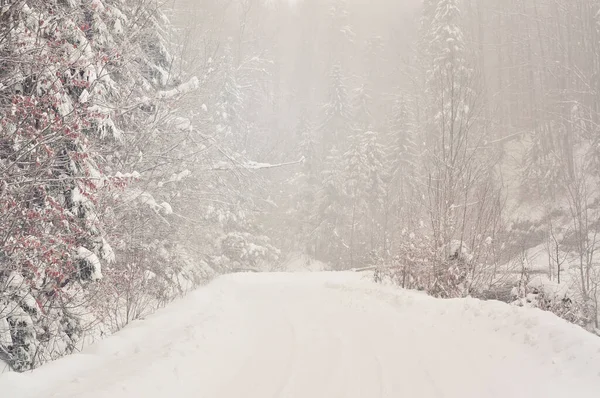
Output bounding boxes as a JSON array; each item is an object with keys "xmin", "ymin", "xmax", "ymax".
[{"xmin": 163, "ymin": 0, "xmax": 600, "ymax": 325}]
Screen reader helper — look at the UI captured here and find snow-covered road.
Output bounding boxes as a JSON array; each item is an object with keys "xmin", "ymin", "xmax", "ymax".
[{"xmin": 2, "ymin": 272, "xmax": 600, "ymax": 398}]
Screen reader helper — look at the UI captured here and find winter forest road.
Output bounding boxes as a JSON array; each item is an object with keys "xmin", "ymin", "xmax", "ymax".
[{"xmin": 2, "ymin": 272, "xmax": 600, "ymax": 398}]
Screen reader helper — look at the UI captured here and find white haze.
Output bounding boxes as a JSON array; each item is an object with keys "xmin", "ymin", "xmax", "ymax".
[{"xmin": 168, "ymin": 0, "xmax": 600, "ymax": 333}]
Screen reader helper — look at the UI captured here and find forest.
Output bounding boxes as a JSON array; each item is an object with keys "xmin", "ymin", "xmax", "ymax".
[{"xmin": 1, "ymin": 0, "xmax": 600, "ymax": 371}]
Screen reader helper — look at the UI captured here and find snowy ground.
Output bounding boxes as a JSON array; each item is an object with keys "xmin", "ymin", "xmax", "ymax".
[
  {"xmin": 278, "ymin": 253, "xmax": 330, "ymax": 272},
  {"xmin": 2, "ymin": 272, "xmax": 600, "ymax": 398}
]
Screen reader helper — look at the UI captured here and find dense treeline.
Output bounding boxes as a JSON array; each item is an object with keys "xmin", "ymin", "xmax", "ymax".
[
  {"xmin": 173, "ymin": 0, "xmax": 600, "ymax": 332},
  {"xmin": 0, "ymin": 0, "xmax": 279, "ymax": 371}
]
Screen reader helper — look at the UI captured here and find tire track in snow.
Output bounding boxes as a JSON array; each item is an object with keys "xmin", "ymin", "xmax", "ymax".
[
  {"xmin": 270, "ymin": 314, "xmax": 298, "ymax": 398},
  {"xmin": 371, "ymin": 353, "xmax": 384, "ymax": 398},
  {"xmin": 214, "ymin": 287, "xmax": 298, "ymax": 398}
]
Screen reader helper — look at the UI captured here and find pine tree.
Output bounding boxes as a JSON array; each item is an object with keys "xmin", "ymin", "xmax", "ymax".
[
  {"xmin": 319, "ymin": 65, "xmax": 352, "ymax": 156},
  {"xmin": 423, "ymin": 0, "xmax": 474, "ymax": 248},
  {"xmin": 341, "ymin": 131, "xmax": 389, "ymax": 267},
  {"xmin": 343, "ymin": 134, "xmax": 368, "ymax": 267},
  {"xmin": 361, "ymin": 131, "xmax": 388, "ymax": 247},
  {"xmin": 326, "ymin": 0, "xmax": 354, "ymax": 67},
  {"xmin": 388, "ymin": 97, "xmax": 418, "ymax": 189},
  {"xmin": 313, "ymin": 147, "xmax": 346, "ymax": 267},
  {"xmin": 385, "ymin": 96, "xmax": 420, "ymax": 256},
  {"xmin": 297, "ymin": 107, "xmax": 319, "ymax": 182},
  {"xmin": 351, "ymin": 84, "xmax": 373, "ymax": 133},
  {"xmin": 426, "ymin": 0, "xmax": 471, "ymax": 115},
  {"xmin": 215, "ymin": 38, "xmax": 246, "ymax": 151}
]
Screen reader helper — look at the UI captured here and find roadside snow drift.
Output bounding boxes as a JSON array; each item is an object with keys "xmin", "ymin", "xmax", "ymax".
[{"xmin": 1, "ymin": 272, "xmax": 600, "ymax": 398}]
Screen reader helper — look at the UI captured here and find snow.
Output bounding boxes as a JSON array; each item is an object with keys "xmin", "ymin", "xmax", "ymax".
[
  {"xmin": 445, "ymin": 239, "xmax": 473, "ymax": 261},
  {"xmin": 171, "ymin": 169, "xmax": 191, "ymax": 182},
  {"xmin": 76, "ymin": 247, "xmax": 103, "ymax": 281},
  {"xmin": 280, "ymin": 253, "xmax": 330, "ymax": 272},
  {"xmin": 527, "ymin": 275, "xmax": 571, "ymax": 299},
  {"xmin": 79, "ymin": 89, "xmax": 90, "ymax": 104},
  {"xmin": 113, "ymin": 171, "xmax": 140, "ymax": 180},
  {"xmin": 158, "ymin": 170, "xmax": 191, "ymax": 187},
  {"xmin": 113, "ymin": 18, "xmax": 123, "ymax": 35},
  {"xmin": 138, "ymin": 192, "xmax": 158, "ymax": 208},
  {"xmin": 159, "ymin": 202, "xmax": 173, "ymax": 215},
  {"xmin": 101, "ymin": 238, "xmax": 115, "ymax": 264},
  {"xmin": 5, "ymin": 271, "xmax": 25, "ymax": 290},
  {"xmin": 1, "ymin": 272, "xmax": 599, "ymax": 397},
  {"xmin": 2, "ymin": 272, "xmax": 38, "ymax": 316},
  {"xmin": 0, "ymin": 317, "xmax": 12, "ymax": 347},
  {"xmin": 157, "ymin": 77, "xmax": 200, "ymax": 99},
  {"xmin": 173, "ymin": 117, "xmax": 192, "ymax": 131},
  {"xmin": 55, "ymin": 92, "xmax": 73, "ymax": 116},
  {"xmin": 91, "ymin": 0, "xmax": 105, "ymax": 12},
  {"xmin": 119, "ymin": 189, "xmax": 175, "ymax": 217},
  {"xmin": 87, "ymin": 105, "xmax": 122, "ymax": 140}
]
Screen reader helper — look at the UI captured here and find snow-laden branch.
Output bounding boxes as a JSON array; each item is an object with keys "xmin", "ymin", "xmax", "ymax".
[
  {"xmin": 157, "ymin": 76, "xmax": 200, "ymax": 99},
  {"xmin": 208, "ymin": 157, "xmax": 305, "ymax": 171}
]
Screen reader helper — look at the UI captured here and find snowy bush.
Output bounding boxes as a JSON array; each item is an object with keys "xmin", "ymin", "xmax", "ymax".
[
  {"xmin": 213, "ymin": 232, "xmax": 280, "ymax": 272},
  {"xmin": 511, "ymin": 276, "xmax": 589, "ymax": 327},
  {"xmin": 375, "ymin": 230, "xmax": 477, "ymax": 298},
  {"xmin": 0, "ymin": 0, "xmax": 218, "ymax": 371},
  {"xmin": 0, "ymin": 0, "xmax": 123, "ymax": 370}
]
